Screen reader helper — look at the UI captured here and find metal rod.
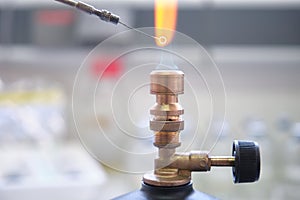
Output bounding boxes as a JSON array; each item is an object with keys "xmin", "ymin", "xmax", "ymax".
[
  {"xmin": 55, "ymin": 0, "xmax": 77, "ymax": 7},
  {"xmin": 54, "ymin": 0, "xmax": 160, "ymax": 40},
  {"xmin": 54, "ymin": 0, "xmax": 119, "ymax": 24},
  {"xmin": 210, "ymin": 156, "xmax": 235, "ymax": 166}
]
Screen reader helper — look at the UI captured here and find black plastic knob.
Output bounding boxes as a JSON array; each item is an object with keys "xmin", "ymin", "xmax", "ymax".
[{"xmin": 232, "ymin": 140, "xmax": 260, "ymax": 183}]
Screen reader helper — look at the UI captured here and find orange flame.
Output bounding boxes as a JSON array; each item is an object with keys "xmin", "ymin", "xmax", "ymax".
[{"xmin": 155, "ymin": 0, "xmax": 178, "ymax": 47}]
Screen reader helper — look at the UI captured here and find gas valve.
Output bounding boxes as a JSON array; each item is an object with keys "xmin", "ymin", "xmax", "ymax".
[
  {"xmin": 114, "ymin": 70, "xmax": 261, "ymax": 200},
  {"xmin": 210, "ymin": 140, "xmax": 260, "ymax": 183},
  {"xmin": 143, "ymin": 70, "xmax": 261, "ymax": 186}
]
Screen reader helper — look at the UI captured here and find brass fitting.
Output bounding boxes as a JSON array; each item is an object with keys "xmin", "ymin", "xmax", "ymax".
[
  {"xmin": 144, "ymin": 70, "xmax": 191, "ymax": 186},
  {"xmin": 143, "ymin": 70, "xmax": 260, "ymax": 186}
]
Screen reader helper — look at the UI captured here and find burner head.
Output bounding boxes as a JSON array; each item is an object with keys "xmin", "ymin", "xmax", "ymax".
[{"xmin": 150, "ymin": 70, "xmax": 184, "ymax": 95}]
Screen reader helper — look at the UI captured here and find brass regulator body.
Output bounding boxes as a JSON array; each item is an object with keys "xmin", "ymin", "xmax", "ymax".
[{"xmin": 143, "ymin": 70, "xmax": 260, "ymax": 186}]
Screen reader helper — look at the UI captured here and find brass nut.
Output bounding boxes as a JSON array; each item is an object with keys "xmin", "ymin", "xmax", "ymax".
[{"xmin": 150, "ymin": 121, "xmax": 184, "ymax": 132}]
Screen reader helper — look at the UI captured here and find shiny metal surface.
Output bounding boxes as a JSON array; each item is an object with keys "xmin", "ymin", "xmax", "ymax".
[{"xmin": 54, "ymin": 0, "xmax": 120, "ymax": 24}]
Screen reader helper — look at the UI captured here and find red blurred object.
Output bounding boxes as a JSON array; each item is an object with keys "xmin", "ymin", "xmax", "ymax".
[
  {"xmin": 36, "ymin": 10, "xmax": 74, "ymax": 26},
  {"xmin": 91, "ymin": 58, "xmax": 123, "ymax": 79}
]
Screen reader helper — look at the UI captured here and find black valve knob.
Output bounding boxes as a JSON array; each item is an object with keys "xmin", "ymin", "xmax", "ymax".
[{"xmin": 232, "ymin": 140, "xmax": 260, "ymax": 183}]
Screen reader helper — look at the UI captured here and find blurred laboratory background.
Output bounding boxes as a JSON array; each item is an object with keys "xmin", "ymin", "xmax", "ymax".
[{"xmin": 0, "ymin": 0, "xmax": 300, "ymax": 199}]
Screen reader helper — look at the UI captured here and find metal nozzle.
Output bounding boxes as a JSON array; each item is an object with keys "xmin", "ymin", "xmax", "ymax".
[{"xmin": 54, "ymin": 0, "xmax": 119, "ymax": 25}]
